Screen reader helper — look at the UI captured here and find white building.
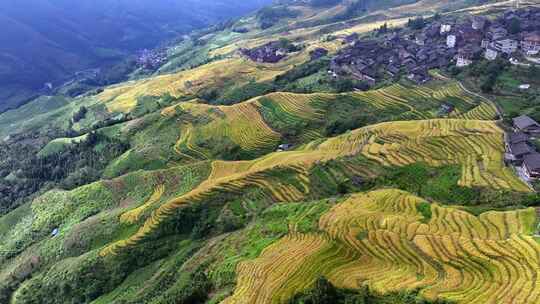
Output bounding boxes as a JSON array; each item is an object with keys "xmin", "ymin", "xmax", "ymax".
[
  {"xmin": 440, "ymin": 24, "xmax": 452, "ymax": 34},
  {"xmin": 456, "ymin": 57, "xmax": 473, "ymax": 67},
  {"xmin": 456, "ymin": 46, "xmax": 474, "ymax": 67},
  {"xmin": 447, "ymin": 35, "xmax": 457, "ymax": 48},
  {"xmin": 485, "ymin": 47, "xmax": 498, "ymax": 60},
  {"xmin": 487, "ymin": 27, "xmax": 508, "ymax": 40},
  {"xmin": 491, "ymin": 39, "xmax": 518, "ymax": 54}
]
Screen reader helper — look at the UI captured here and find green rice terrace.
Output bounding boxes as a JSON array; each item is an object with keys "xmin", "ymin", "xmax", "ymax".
[{"xmin": 1, "ymin": 0, "xmax": 540, "ymax": 304}]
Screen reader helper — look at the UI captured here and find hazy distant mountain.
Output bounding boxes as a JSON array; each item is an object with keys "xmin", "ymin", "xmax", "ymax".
[{"xmin": 0, "ymin": 0, "xmax": 271, "ymax": 112}]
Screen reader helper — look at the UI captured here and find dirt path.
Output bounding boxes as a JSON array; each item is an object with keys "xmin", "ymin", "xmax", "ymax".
[
  {"xmin": 457, "ymin": 82, "xmax": 504, "ymax": 121},
  {"xmin": 430, "ymin": 70, "xmax": 504, "ymax": 120}
]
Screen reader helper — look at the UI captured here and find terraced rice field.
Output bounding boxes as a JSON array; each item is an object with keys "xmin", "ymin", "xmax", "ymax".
[
  {"xmin": 170, "ymin": 101, "xmax": 282, "ymax": 159},
  {"xmin": 98, "ymin": 58, "xmax": 288, "ymax": 113},
  {"xmin": 256, "ymin": 92, "xmax": 328, "ymax": 141},
  {"xmin": 99, "ymin": 118, "xmax": 529, "ymax": 257},
  {"xmin": 223, "ymin": 189, "xmax": 540, "ymax": 304},
  {"xmin": 119, "ymin": 185, "xmax": 165, "ymax": 224},
  {"xmin": 455, "ymin": 102, "xmax": 499, "ymax": 120},
  {"xmin": 353, "ymin": 119, "xmax": 528, "ymax": 190},
  {"xmin": 353, "ymin": 82, "xmax": 478, "ymax": 117},
  {"xmin": 165, "ymin": 81, "xmax": 490, "ymax": 161}
]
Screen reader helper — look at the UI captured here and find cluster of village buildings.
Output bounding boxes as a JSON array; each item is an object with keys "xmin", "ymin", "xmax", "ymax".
[
  {"xmin": 329, "ymin": 7, "xmax": 540, "ymax": 85},
  {"xmin": 506, "ymin": 115, "xmax": 540, "ymax": 182},
  {"xmin": 239, "ymin": 40, "xmax": 299, "ymax": 63},
  {"xmin": 136, "ymin": 49, "xmax": 167, "ymax": 70}
]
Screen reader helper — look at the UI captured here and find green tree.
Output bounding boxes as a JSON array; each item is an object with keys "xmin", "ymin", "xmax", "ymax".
[{"xmin": 508, "ymin": 17, "xmax": 521, "ymax": 35}]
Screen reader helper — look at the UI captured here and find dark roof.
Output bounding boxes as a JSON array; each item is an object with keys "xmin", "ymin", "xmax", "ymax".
[
  {"xmin": 523, "ymin": 32, "xmax": 540, "ymax": 43},
  {"xmin": 507, "ymin": 132, "xmax": 529, "ymax": 145},
  {"xmin": 387, "ymin": 64, "xmax": 400, "ymax": 74},
  {"xmin": 523, "ymin": 153, "xmax": 540, "ymax": 171},
  {"xmin": 510, "ymin": 142, "xmax": 533, "ymax": 157},
  {"xmin": 514, "ymin": 115, "xmax": 540, "ymax": 130}
]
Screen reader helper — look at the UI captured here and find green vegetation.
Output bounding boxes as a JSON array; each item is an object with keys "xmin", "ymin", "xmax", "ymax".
[
  {"xmin": 0, "ymin": 131, "xmax": 128, "ymax": 215},
  {"xmin": 372, "ymin": 163, "xmax": 540, "ymax": 212},
  {"xmin": 416, "ymin": 201, "xmax": 432, "ymax": 223},
  {"xmin": 288, "ymin": 277, "xmax": 452, "ymax": 304},
  {"xmin": 257, "ymin": 6, "xmax": 300, "ymax": 29},
  {"xmin": 215, "ymin": 81, "xmax": 275, "ymax": 105}
]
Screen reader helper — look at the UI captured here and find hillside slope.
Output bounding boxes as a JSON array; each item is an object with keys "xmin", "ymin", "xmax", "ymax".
[{"xmin": 1, "ymin": 0, "xmax": 540, "ymax": 303}]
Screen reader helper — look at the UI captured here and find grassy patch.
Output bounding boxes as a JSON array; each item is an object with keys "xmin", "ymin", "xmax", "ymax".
[
  {"xmin": 416, "ymin": 201, "xmax": 432, "ymax": 223},
  {"xmin": 0, "ymin": 203, "xmax": 32, "ymax": 237}
]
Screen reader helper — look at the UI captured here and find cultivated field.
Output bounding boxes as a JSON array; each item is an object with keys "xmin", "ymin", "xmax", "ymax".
[
  {"xmin": 158, "ymin": 81, "xmax": 492, "ymax": 161},
  {"xmin": 223, "ymin": 189, "xmax": 540, "ymax": 304},
  {"xmin": 100, "ymin": 117, "xmax": 529, "ymax": 257}
]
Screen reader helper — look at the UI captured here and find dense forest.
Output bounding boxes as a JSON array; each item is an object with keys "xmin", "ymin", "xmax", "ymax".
[{"xmin": 0, "ymin": 132, "xmax": 128, "ymax": 215}]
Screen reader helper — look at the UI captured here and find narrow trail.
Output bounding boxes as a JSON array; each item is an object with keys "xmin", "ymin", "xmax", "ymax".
[
  {"xmin": 456, "ymin": 82, "xmax": 504, "ymax": 122},
  {"xmin": 430, "ymin": 70, "xmax": 504, "ymax": 121}
]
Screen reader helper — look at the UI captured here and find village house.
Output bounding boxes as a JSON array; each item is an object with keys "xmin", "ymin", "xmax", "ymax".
[
  {"xmin": 447, "ymin": 35, "xmax": 457, "ymax": 48},
  {"xmin": 386, "ymin": 64, "xmax": 400, "ymax": 77},
  {"xmin": 487, "ymin": 26, "xmax": 508, "ymax": 40},
  {"xmin": 423, "ymin": 24, "xmax": 440, "ymax": 38},
  {"xmin": 513, "ymin": 115, "xmax": 540, "ymax": 134},
  {"xmin": 472, "ymin": 16, "xmax": 488, "ymax": 30},
  {"xmin": 491, "ymin": 38, "xmax": 519, "ymax": 54},
  {"xmin": 505, "ymin": 132, "xmax": 531, "ymax": 165},
  {"xmin": 329, "ymin": 7, "xmax": 539, "ymax": 88},
  {"xmin": 456, "ymin": 46, "xmax": 475, "ymax": 67},
  {"xmin": 457, "ymin": 28, "xmax": 483, "ymax": 48},
  {"xmin": 439, "ymin": 103, "xmax": 455, "ymax": 115},
  {"xmin": 509, "ymin": 141, "xmax": 534, "ymax": 160},
  {"xmin": 440, "ymin": 24, "xmax": 452, "ymax": 34},
  {"xmin": 522, "ymin": 153, "xmax": 540, "ymax": 179},
  {"xmin": 344, "ymin": 33, "xmax": 359, "ymax": 44},
  {"xmin": 415, "ymin": 34, "xmax": 427, "ymax": 46},
  {"xmin": 240, "ymin": 40, "xmax": 300, "ymax": 63},
  {"xmin": 506, "ymin": 132, "xmax": 529, "ymax": 149},
  {"xmin": 277, "ymin": 143, "xmax": 293, "ymax": 152},
  {"xmin": 521, "ymin": 32, "xmax": 540, "ymax": 55},
  {"xmin": 309, "ymin": 47, "xmax": 328, "ymax": 60},
  {"xmin": 485, "ymin": 47, "xmax": 498, "ymax": 60}
]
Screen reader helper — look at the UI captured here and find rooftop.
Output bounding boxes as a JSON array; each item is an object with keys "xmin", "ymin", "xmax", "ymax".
[
  {"xmin": 523, "ymin": 153, "xmax": 540, "ymax": 171},
  {"xmin": 507, "ymin": 132, "xmax": 529, "ymax": 145},
  {"xmin": 510, "ymin": 142, "xmax": 533, "ymax": 157},
  {"xmin": 513, "ymin": 115, "xmax": 540, "ymax": 130},
  {"xmin": 523, "ymin": 32, "xmax": 540, "ymax": 42}
]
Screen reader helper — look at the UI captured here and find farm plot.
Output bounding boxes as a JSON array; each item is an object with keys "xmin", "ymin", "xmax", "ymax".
[
  {"xmin": 357, "ymin": 82, "xmax": 477, "ymax": 116},
  {"xmin": 223, "ymin": 189, "xmax": 540, "ymax": 304},
  {"xmin": 256, "ymin": 92, "xmax": 328, "ymax": 142},
  {"xmin": 351, "ymin": 119, "xmax": 529, "ymax": 191},
  {"xmin": 170, "ymin": 101, "xmax": 281, "ymax": 160},
  {"xmin": 100, "ymin": 118, "xmax": 528, "ymax": 256},
  {"xmin": 168, "ymin": 81, "xmax": 487, "ymax": 162},
  {"xmin": 455, "ymin": 102, "xmax": 499, "ymax": 120},
  {"xmin": 98, "ymin": 58, "xmax": 287, "ymax": 113}
]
